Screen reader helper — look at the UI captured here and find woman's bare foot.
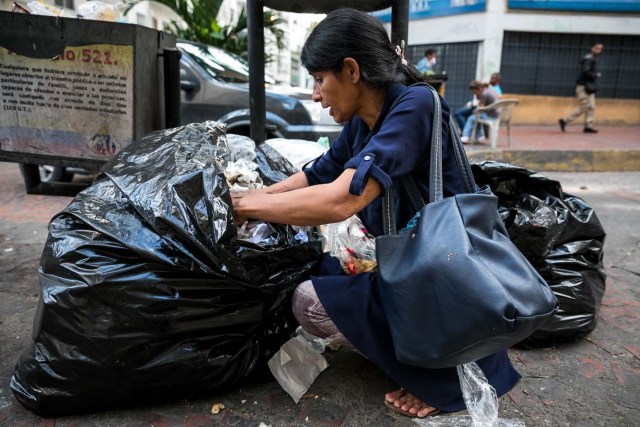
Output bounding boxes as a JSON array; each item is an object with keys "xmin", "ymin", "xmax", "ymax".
[{"xmin": 384, "ymin": 389, "xmax": 439, "ymax": 418}]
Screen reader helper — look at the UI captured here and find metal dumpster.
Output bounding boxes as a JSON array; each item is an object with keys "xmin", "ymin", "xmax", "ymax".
[{"xmin": 0, "ymin": 11, "xmax": 180, "ymax": 195}]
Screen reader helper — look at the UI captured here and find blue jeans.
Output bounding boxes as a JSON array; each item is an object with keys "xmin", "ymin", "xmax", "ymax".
[
  {"xmin": 462, "ymin": 112, "xmax": 493, "ymax": 139},
  {"xmin": 454, "ymin": 106, "xmax": 475, "ymax": 130}
]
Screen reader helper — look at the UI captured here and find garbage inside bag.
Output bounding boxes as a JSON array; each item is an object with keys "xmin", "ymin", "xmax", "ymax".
[
  {"xmin": 225, "ymin": 158, "xmax": 264, "ymax": 192},
  {"xmin": 471, "ymin": 161, "xmax": 606, "ymax": 347},
  {"xmin": 322, "ymin": 215, "xmax": 377, "ymax": 275},
  {"xmin": 10, "ymin": 121, "xmax": 323, "ymax": 417}
]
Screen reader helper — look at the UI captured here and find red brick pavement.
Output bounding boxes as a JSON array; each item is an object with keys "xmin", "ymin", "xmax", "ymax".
[
  {"xmin": 0, "ymin": 163, "xmax": 72, "ymax": 224},
  {"xmin": 464, "ymin": 125, "xmax": 640, "ymax": 152}
]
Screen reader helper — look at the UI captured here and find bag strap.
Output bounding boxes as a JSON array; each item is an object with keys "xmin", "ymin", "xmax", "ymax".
[
  {"xmin": 449, "ymin": 115, "xmax": 477, "ymax": 194},
  {"xmin": 382, "ymin": 83, "xmax": 477, "ymax": 235}
]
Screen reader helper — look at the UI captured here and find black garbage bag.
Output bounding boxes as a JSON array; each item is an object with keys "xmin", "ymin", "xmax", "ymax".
[
  {"xmin": 10, "ymin": 121, "xmax": 323, "ymax": 416},
  {"xmin": 471, "ymin": 161, "xmax": 606, "ymax": 348}
]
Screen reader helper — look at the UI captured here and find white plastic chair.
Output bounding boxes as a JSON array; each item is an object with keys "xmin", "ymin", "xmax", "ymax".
[{"xmin": 471, "ymin": 99, "xmax": 519, "ymax": 149}]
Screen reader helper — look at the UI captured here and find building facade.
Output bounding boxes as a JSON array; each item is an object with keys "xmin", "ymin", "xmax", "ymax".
[{"xmin": 375, "ymin": 0, "xmax": 640, "ymax": 124}]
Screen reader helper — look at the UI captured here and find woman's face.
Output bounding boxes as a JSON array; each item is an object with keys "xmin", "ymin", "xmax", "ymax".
[{"xmin": 310, "ymin": 66, "xmax": 359, "ymax": 124}]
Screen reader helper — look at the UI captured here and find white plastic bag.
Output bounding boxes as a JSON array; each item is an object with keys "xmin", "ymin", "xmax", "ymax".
[{"xmin": 265, "ymin": 138, "xmax": 327, "ymax": 170}]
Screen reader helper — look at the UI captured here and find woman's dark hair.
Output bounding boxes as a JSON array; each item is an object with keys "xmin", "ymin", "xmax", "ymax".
[{"xmin": 301, "ymin": 8, "xmax": 424, "ymax": 88}]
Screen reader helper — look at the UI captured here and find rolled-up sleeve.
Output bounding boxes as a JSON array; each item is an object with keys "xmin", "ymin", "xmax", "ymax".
[{"xmin": 344, "ymin": 152, "xmax": 392, "ymax": 195}]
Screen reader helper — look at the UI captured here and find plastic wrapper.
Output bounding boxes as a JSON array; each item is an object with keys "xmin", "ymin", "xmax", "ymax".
[
  {"xmin": 267, "ymin": 331, "xmax": 329, "ymax": 403},
  {"xmin": 471, "ymin": 161, "xmax": 606, "ymax": 347},
  {"xmin": 323, "ymin": 216, "xmax": 377, "ymax": 275},
  {"xmin": 10, "ymin": 121, "xmax": 323, "ymax": 416}
]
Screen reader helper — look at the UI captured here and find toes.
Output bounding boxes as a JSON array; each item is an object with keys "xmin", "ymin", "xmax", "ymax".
[
  {"xmin": 416, "ymin": 407, "xmax": 431, "ymax": 418},
  {"xmin": 385, "ymin": 389, "xmax": 404, "ymax": 403},
  {"xmin": 399, "ymin": 393, "xmax": 437, "ymax": 418},
  {"xmin": 416, "ymin": 404, "xmax": 438, "ymax": 418}
]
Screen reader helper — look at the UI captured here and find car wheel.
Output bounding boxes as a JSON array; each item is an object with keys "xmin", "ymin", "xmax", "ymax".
[
  {"xmin": 38, "ymin": 165, "xmax": 73, "ymax": 183},
  {"xmin": 228, "ymin": 126, "xmax": 280, "ymax": 140}
]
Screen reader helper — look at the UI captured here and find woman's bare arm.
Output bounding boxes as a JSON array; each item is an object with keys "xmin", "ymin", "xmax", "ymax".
[
  {"xmin": 232, "ymin": 168, "xmax": 381, "ymax": 225},
  {"xmin": 260, "ymin": 171, "xmax": 310, "ymax": 194}
]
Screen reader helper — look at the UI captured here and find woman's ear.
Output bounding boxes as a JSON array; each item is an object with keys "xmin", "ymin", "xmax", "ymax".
[{"xmin": 342, "ymin": 58, "xmax": 360, "ymax": 83}]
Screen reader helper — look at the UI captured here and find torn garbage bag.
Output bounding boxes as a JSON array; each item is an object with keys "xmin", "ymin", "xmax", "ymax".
[
  {"xmin": 10, "ymin": 121, "xmax": 323, "ymax": 417},
  {"xmin": 471, "ymin": 161, "xmax": 606, "ymax": 348}
]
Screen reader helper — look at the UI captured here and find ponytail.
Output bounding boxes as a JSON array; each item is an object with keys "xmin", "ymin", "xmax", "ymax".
[{"xmin": 398, "ymin": 61, "xmax": 426, "ymax": 85}]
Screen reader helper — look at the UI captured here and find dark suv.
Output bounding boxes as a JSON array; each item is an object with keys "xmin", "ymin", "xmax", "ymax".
[{"xmin": 178, "ymin": 40, "xmax": 342, "ymax": 141}]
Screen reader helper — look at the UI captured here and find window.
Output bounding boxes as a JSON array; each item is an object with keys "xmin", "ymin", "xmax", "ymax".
[
  {"xmin": 501, "ymin": 31, "xmax": 640, "ymax": 99},
  {"xmin": 136, "ymin": 12, "xmax": 147, "ymax": 26},
  {"xmin": 54, "ymin": 0, "xmax": 74, "ymax": 9},
  {"xmin": 407, "ymin": 42, "xmax": 479, "ymax": 109}
]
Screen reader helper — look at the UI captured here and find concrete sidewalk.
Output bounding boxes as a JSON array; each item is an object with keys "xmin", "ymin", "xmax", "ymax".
[
  {"xmin": 0, "ymin": 126, "xmax": 639, "ymax": 427},
  {"xmin": 464, "ymin": 125, "xmax": 640, "ymax": 172}
]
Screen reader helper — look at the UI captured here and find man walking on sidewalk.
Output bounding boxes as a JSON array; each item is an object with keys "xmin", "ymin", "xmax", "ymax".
[{"xmin": 559, "ymin": 42, "xmax": 603, "ymax": 134}]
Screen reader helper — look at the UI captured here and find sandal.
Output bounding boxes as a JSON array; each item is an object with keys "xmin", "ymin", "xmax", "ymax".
[{"xmin": 384, "ymin": 390, "xmax": 441, "ymax": 418}]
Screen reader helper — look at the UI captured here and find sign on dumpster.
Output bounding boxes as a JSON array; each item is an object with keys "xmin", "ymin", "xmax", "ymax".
[{"xmin": 0, "ymin": 44, "xmax": 134, "ymax": 160}]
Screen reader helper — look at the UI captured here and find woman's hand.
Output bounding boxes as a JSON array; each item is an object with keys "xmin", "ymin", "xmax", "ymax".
[{"xmin": 231, "ymin": 190, "xmax": 256, "ymax": 225}]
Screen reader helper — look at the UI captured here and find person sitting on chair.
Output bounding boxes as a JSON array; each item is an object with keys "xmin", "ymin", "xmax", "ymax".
[
  {"xmin": 460, "ymin": 80, "xmax": 500, "ymax": 144},
  {"xmin": 454, "ymin": 73, "xmax": 502, "ymax": 131},
  {"xmin": 488, "ymin": 72, "xmax": 503, "ymax": 95},
  {"xmin": 415, "ymin": 48, "xmax": 437, "ymax": 75}
]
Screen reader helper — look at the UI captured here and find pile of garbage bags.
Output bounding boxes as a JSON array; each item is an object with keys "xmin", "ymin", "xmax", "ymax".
[
  {"xmin": 471, "ymin": 161, "xmax": 607, "ymax": 348},
  {"xmin": 10, "ymin": 122, "xmax": 323, "ymax": 416}
]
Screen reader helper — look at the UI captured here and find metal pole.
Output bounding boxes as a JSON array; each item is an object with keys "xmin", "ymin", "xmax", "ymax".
[
  {"xmin": 247, "ymin": 0, "xmax": 266, "ymax": 144},
  {"xmin": 163, "ymin": 48, "xmax": 182, "ymax": 128},
  {"xmin": 391, "ymin": 0, "xmax": 409, "ymax": 47}
]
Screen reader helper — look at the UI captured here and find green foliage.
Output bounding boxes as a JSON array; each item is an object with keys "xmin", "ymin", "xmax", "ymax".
[{"xmin": 122, "ymin": 0, "xmax": 285, "ymax": 62}]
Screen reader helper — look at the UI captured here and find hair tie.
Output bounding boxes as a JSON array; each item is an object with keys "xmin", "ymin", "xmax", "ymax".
[{"xmin": 395, "ymin": 40, "xmax": 407, "ymax": 66}]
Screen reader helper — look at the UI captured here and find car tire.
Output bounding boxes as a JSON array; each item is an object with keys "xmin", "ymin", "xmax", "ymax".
[{"xmin": 38, "ymin": 165, "xmax": 73, "ymax": 183}]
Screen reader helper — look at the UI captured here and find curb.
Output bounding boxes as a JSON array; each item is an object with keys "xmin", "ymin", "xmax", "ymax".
[{"xmin": 466, "ymin": 149, "xmax": 640, "ymax": 172}]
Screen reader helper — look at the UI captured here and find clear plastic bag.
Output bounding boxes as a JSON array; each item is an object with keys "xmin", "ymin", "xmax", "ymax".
[
  {"xmin": 322, "ymin": 215, "xmax": 376, "ymax": 275},
  {"xmin": 227, "ymin": 134, "xmax": 257, "ymax": 162},
  {"xmin": 414, "ymin": 362, "xmax": 525, "ymax": 427}
]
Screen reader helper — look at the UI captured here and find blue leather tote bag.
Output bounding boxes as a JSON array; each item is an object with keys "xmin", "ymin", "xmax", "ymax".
[{"xmin": 376, "ymin": 84, "xmax": 558, "ymax": 369}]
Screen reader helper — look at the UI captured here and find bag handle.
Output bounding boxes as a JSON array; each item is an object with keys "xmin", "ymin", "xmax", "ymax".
[{"xmin": 382, "ymin": 84, "xmax": 477, "ymax": 235}]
